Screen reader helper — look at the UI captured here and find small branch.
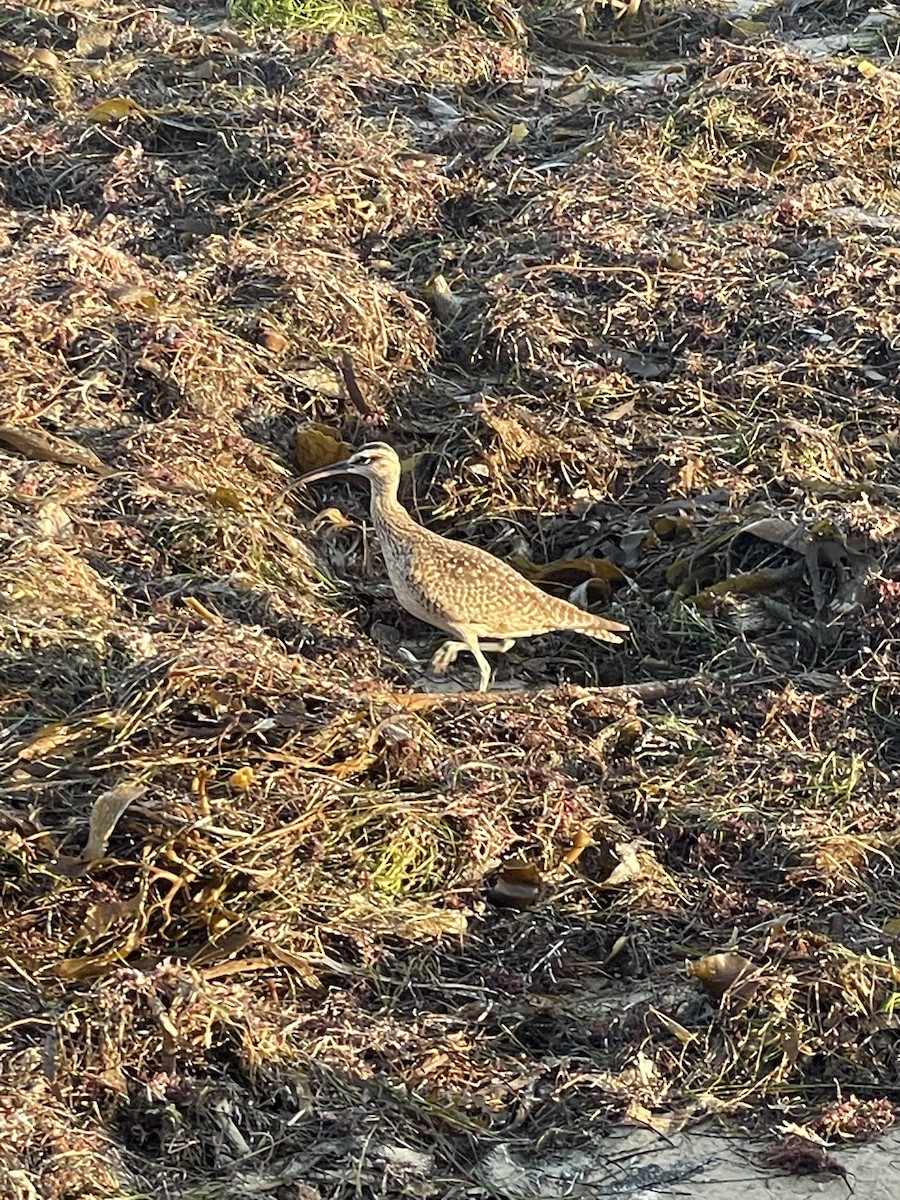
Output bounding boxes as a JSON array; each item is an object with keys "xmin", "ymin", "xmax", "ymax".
[
  {"xmin": 389, "ymin": 674, "xmax": 711, "ymax": 709},
  {"xmin": 366, "ymin": 0, "xmax": 388, "ymax": 31},
  {"xmin": 338, "ymin": 351, "xmax": 382, "ymax": 421}
]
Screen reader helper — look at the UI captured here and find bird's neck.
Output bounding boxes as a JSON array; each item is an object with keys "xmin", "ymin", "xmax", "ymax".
[{"xmin": 369, "ymin": 476, "xmax": 418, "ymax": 537}]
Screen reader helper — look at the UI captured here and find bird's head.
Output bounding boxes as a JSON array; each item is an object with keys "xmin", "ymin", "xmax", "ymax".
[{"xmin": 296, "ymin": 441, "xmax": 402, "ymax": 488}]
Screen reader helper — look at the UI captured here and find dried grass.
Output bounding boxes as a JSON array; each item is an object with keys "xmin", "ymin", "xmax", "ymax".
[{"xmin": 2, "ymin": 0, "xmax": 900, "ymax": 1197}]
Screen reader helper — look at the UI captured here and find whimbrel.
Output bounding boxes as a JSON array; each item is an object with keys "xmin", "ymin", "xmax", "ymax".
[{"xmin": 298, "ymin": 442, "xmax": 629, "ymax": 691}]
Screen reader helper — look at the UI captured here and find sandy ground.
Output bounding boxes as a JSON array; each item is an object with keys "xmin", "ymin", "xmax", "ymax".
[{"xmin": 480, "ymin": 1124, "xmax": 891, "ymax": 1197}]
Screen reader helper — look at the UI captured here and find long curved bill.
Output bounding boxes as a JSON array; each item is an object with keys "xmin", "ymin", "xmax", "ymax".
[{"xmin": 296, "ymin": 458, "xmax": 354, "ymax": 486}]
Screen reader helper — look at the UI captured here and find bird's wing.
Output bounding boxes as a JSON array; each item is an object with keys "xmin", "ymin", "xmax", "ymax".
[{"xmin": 405, "ymin": 530, "xmax": 586, "ymax": 635}]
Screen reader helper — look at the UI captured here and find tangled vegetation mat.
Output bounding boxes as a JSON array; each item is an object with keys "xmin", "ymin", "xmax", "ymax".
[{"xmin": 1, "ymin": 0, "xmax": 900, "ymax": 1195}]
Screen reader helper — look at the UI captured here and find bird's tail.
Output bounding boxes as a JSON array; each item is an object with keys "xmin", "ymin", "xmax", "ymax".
[{"xmin": 566, "ymin": 610, "xmax": 630, "ymax": 644}]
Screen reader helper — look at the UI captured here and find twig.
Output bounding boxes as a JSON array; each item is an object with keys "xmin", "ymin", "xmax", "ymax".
[
  {"xmin": 366, "ymin": 0, "xmax": 388, "ymax": 31},
  {"xmin": 390, "ymin": 675, "xmax": 710, "ymax": 709},
  {"xmin": 338, "ymin": 350, "xmax": 382, "ymax": 421}
]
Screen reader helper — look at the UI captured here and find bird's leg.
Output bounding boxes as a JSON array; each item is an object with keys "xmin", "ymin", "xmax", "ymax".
[
  {"xmin": 430, "ymin": 639, "xmax": 466, "ymax": 675},
  {"xmin": 468, "ymin": 639, "xmax": 493, "ymax": 692},
  {"xmin": 431, "ymin": 633, "xmax": 494, "ymax": 691},
  {"xmin": 431, "ymin": 638, "xmax": 514, "ymax": 683}
]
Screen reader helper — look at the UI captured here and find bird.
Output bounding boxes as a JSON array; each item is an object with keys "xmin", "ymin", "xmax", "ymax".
[{"xmin": 297, "ymin": 442, "xmax": 630, "ymax": 691}]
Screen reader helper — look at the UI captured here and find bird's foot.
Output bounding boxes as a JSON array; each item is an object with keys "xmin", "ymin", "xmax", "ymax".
[{"xmin": 430, "ymin": 640, "xmax": 463, "ymax": 676}]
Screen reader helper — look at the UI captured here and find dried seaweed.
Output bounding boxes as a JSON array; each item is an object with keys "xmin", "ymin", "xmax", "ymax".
[{"xmin": 2, "ymin": 1, "xmax": 900, "ymax": 1197}]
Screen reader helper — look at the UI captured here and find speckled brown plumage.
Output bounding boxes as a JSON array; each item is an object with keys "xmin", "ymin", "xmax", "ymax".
[{"xmin": 299, "ymin": 442, "xmax": 630, "ymax": 690}]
